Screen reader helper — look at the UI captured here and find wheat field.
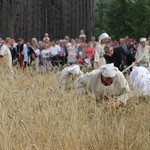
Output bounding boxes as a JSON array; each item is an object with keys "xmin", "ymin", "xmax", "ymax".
[{"xmin": 0, "ymin": 65, "xmax": 150, "ymax": 150}]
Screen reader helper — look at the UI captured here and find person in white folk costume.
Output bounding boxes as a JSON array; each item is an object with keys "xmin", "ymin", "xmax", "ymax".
[
  {"xmin": 135, "ymin": 37, "xmax": 150, "ymax": 68},
  {"xmin": 0, "ymin": 37, "xmax": 14, "ymax": 74},
  {"xmin": 58, "ymin": 64, "xmax": 83, "ymax": 86},
  {"xmin": 130, "ymin": 66, "xmax": 150, "ymax": 96},
  {"xmin": 75, "ymin": 63, "xmax": 130, "ymax": 108},
  {"xmin": 94, "ymin": 33, "xmax": 111, "ymax": 69}
]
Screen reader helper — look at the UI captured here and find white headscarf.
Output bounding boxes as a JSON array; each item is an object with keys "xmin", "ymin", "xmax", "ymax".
[
  {"xmin": 98, "ymin": 33, "xmax": 110, "ymax": 42},
  {"xmin": 140, "ymin": 38, "xmax": 147, "ymax": 42},
  {"xmin": 130, "ymin": 66, "xmax": 150, "ymax": 95},
  {"xmin": 68, "ymin": 64, "xmax": 83, "ymax": 75},
  {"xmin": 101, "ymin": 63, "xmax": 118, "ymax": 78},
  {"xmin": 130, "ymin": 66, "xmax": 150, "ymax": 85}
]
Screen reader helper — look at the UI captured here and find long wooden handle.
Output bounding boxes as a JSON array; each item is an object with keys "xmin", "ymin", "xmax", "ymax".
[
  {"xmin": 122, "ymin": 56, "xmax": 145, "ymax": 73},
  {"xmin": 122, "ymin": 62, "xmax": 136, "ymax": 73}
]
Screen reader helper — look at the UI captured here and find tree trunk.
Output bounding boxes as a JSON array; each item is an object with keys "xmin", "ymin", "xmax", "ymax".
[{"xmin": 0, "ymin": 0, "xmax": 95, "ymax": 41}]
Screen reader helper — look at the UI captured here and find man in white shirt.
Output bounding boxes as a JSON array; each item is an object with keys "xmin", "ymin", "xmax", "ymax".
[
  {"xmin": 0, "ymin": 37, "xmax": 13, "ymax": 73},
  {"xmin": 49, "ymin": 40, "xmax": 61, "ymax": 56},
  {"xmin": 15, "ymin": 38, "xmax": 28, "ymax": 70},
  {"xmin": 75, "ymin": 63, "xmax": 130, "ymax": 108},
  {"xmin": 49, "ymin": 40, "xmax": 61, "ymax": 66}
]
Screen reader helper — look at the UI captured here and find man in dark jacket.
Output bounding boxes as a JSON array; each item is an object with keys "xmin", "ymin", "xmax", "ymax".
[{"xmin": 104, "ymin": 45, "xmax": 123, "ymax": 71}]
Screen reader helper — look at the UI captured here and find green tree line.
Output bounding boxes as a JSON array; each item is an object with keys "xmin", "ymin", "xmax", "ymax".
[{"xmin": 94, "ymin": 0, "xmax": 150, "ymax": 40}]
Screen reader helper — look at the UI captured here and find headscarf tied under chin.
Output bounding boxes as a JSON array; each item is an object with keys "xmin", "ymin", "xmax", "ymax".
[{"xmin": 100, "ymin": 63, "xmax": 118, "ymax": 78}]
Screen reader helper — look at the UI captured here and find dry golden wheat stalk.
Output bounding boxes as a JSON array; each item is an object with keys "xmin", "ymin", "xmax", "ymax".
[{"xmin": 0, "ymin": 68, "xmax": 149, "ymax": 150}]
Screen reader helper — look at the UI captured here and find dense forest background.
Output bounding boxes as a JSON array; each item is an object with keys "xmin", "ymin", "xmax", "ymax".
[
  {"xmin": 94, "ymin": 0, "xmax": 150, "ymax": 39},
  {"xmin": 0, "ymin": 0, "xmax": 150, "ymax": 41}
]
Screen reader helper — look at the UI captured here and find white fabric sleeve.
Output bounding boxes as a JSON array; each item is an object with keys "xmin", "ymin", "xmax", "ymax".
[
  {"xmin": 74, "ymin": 70, "xmax": 99, "ymax": 93},
  {"xmin": 135, "ymin": 50, "xmax": 138, "ymax": 60},
  {"xmin": 94, "ymin": 44, "xmax": 100, "ymax": 62},
  {"xmin": 117, "ymin": 71, "xmax": 130, "ymax": 105},
  {"xmin": 60, "ymin": 67, "xmax": 70, "ymax": 80}
]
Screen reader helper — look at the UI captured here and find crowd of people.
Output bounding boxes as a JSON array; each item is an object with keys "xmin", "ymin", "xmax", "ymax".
[
  {"xmin": 1, "ymin": 30, "xmax": 150, "ymax": 108},
  {"xmin": 0, "ymin": 30, "xmax": 95, "ymax": 72},
  {"xmin": 0, "ymin": 30, "xmax": 150, "ymax": 72}
]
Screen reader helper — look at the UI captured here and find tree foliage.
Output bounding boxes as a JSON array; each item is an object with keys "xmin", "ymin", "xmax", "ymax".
[{"xmin": 95, "ymin": 0, "xmax": 150, "ymax": 39}]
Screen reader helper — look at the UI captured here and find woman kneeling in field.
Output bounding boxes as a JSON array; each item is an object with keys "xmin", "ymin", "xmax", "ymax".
[
  {"xmin": 57, "ymin": 64, "xmax": 83, "ymax": 88},
  {"xmin": 130, "ymin": 66, "xmax": 150, "ymax": 96}
]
